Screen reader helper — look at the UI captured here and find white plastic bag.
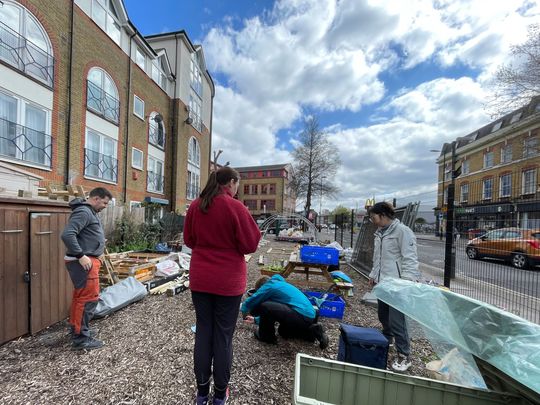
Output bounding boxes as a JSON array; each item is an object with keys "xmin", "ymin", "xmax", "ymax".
[{"xmin": 155, "ymin": 260, "xmax": 181, "ymax": 277}]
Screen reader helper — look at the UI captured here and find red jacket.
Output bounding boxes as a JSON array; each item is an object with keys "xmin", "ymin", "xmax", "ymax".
[{"xmin": 184, "ymin": 187, "xmax": 261, "ymax": 296}]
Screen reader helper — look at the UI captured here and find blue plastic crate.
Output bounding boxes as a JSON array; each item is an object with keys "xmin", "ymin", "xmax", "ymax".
[
  {"xmin": 300, "ymin": 245, "xmax": 339, "ymax": 265},
  {"xmin": 303, "ymin": 291, "xmax": 345, "ymax": 319}
]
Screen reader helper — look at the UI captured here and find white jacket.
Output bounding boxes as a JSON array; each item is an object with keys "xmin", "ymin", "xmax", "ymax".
[{"xmin": 369, "ymin": 219, "xmax": 421, "ymax": 283}]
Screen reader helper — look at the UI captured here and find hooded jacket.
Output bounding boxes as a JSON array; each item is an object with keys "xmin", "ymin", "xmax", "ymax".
[
  {"xmin": 369, "ymin": 219, "xmax": 421, "ymax": 283},
  {"xmin": 241, "ymin": 274, "xmax": 316, "ymax": 320},
  {"xmin": 184, "ymin": 187, "xmax": 261, "ymax": 296},
  {"xmin": 61, "ymin": 198, "xmax": 106, "ymax": 258}
]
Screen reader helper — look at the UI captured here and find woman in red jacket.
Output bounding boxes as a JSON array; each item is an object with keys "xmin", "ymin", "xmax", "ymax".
[{"xmin": 184, "ymin": 166, "xmax": 261, "ymax": 405}]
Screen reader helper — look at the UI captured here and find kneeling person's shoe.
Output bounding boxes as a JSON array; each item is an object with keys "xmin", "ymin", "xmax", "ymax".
[
  {"xmin": 73, "ymin": 337, "xmax": 104, "ymax": 351},
  {"xmin": 391, "ymin": 354, "xmax": 411, "ymax": 372},
  {"xmin": 309, "ymin": 323, "xmax": 329, "ymax": 349}
]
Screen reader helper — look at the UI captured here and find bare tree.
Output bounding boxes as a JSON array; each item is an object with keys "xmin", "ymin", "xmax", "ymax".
[
  {"xmin": 488, "ymin": 24, "xmax": 540, "ymax": 117},
  {"xmin": 289, "ymin": 117, "xmax": 341, "ymax": 216}
]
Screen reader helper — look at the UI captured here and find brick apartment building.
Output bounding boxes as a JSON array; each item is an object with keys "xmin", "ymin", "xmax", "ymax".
[
  {"xmin": 0, "ymin": 0, "xmax": 214, "ymax": 213},
  {"xmin": 435, "ymin": 98, "xmax": 540, "ymax": 233},
  {"xmin": 235, "ymin": 163, "xmax": 296, "ymax": 218}
]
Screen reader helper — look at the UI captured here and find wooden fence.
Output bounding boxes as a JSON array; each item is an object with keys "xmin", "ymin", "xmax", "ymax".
[{"xmin": 98, "ymin": 206, "xmax": 145, "ymax": 237}]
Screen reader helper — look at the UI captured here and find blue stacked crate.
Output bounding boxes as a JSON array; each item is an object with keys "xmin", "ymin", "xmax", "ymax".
[
  {"xmin": 300, "ymin": 245, "xmax": 339, "ymax": 265},
  {"xmin": 303, "ymin": 291, "xmax": 345, "ymax": 319}
]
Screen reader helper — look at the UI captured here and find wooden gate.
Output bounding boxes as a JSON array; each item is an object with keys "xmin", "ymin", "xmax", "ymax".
[
  {"xmin": 29, "ymin": 212, "xmax": 72, "ymax": 334},
  {"xmin": 0, "ymin": 199, "xmax": 72, "ymax": 345},
  {"xmin": 0, "ymin": 209, "xmax": 29, "ymax": 344}
]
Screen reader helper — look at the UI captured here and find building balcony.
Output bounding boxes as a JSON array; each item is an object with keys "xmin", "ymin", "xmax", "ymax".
[
  {"xmin": 149, "ymin": 127, "xmax": 165, "ymax": 149},
  {"xmin": 0, "ymin": 21, "xmax": 54, "ymax": 87},
  {"xmin": 86, "ymin": 80, "xmax": 120, "ymax": 124},
  {"xmin": 147, "ymin": 170, "xmax": 164, "ymax": 193},
  {"xmin": 84, "ymin": 148, "xmax": 118, "ymax": 183},
  {"xmin": 0, "ymin": 117, "xmax": 52, "ymax": 167}
]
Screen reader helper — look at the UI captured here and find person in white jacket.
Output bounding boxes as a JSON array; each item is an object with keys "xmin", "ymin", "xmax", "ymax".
[{"xmin": 368, "ymin": 202, "xmax": 421, "ymax": 372}]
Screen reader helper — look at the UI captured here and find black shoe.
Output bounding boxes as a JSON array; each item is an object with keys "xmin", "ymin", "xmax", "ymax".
[
  {"xmin": 70, "ymin": 328, "xmax": 97, "ymax": 338},
  {"xmin": 72, "ymin": 337, "xmax": 104, "ymax": 351},
  {"xmin": 254, "ymin": 330, "xmax": 277, "ymax": 344},
  {"xmin": 310, "ymin": 323, "xmax": 329, "ymax": 349}
]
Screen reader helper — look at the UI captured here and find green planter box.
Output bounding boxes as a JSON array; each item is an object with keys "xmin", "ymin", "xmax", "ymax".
[{"xmin": 293, "ymin": 354, "xmax": 526, "ymax": 405}]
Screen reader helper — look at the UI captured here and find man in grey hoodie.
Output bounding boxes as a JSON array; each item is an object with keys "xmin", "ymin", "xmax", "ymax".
[{"xmin": 61, "ymin": 187, "xmax": 112, "ymax": 350}]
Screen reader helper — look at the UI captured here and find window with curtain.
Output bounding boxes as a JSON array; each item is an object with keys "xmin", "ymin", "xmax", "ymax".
[
  {"xmin": 87, "ymin": 67, "xmax": 120, "ymax": 123},
  {"xmin": 147, "ymin": 156, "xmax": 164, "ymax": 193},
  {"xmin": 0, "ymin": 90, "xmax": 50, "ymax": 167},
  {"xmin": 0, "ymin": 1, "xmax": 54, "ymax": 86},
  {"xmin": 84, "ymin": 128, "xmax": 117, "ymax": 182}
]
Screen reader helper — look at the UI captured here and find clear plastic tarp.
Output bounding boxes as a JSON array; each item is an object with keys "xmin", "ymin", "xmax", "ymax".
[{"xmin": 372, "ymin": 279, "xmax": 540, "ymax": 394}]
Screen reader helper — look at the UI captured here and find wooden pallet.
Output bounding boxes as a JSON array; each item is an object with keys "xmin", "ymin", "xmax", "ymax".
[{"xmin": 37, "ymin": 184, "xmax": 87, "ymax": 201}]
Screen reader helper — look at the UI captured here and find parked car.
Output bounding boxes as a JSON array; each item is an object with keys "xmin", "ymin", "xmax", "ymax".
[
  {"xmin": 465, "ymin": 228, "xmax": 540, "ymax": 269},
  {"xmin": 329, "ymin": 224, "xmax": 337, "ymax": 229}
]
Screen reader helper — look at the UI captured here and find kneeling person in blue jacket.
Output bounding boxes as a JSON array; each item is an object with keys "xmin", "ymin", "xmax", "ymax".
[{"xmin": 241, "ymin": 275, "xmax": 329, "ymax": 349}]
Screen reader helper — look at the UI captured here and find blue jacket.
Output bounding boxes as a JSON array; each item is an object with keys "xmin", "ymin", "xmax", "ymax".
[{"xmin": 241, "ymin": 274, "xmax": 316, "ymax": 320}]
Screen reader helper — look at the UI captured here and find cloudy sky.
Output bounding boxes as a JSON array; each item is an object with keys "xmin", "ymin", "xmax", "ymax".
[{"xmin": 125, "ymin": 0, "xmax": 540, "ymax": 211}]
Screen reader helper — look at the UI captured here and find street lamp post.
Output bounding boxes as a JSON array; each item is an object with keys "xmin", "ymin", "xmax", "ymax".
[{"xmin": 430, "ymin": 149, "xmax": 446, "ymax": 240}]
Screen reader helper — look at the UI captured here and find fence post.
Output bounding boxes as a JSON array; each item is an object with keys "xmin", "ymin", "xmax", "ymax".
[
  {"xmin": 444, "ymin": 141, "xmax": 457, "ymax": 287},
  {"xmin": 350, "ymin": 209, "xmax": 354, "ymax": 248}
]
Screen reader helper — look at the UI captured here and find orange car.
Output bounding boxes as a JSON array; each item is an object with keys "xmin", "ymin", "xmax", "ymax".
[{"xmin": 465, "ymin": 228, "xmax": 540, "ymax": 269}]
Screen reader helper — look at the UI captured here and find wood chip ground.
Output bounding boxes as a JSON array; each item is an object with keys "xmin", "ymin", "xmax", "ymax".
[{"xmin": 0, "ymin": 237, "xmax": 435, "ymax": 404}]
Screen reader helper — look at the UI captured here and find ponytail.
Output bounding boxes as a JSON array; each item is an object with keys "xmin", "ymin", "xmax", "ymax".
[{"xmin": 199, "ymin": 167, "xmax": 240, "ymax": 213}]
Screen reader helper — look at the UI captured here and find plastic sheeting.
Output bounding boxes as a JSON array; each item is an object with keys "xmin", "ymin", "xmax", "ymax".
[
  {"xmin": 94, "ymin": 277, "xmax": 148, "ymax": 319},
  {"xmin": 372, "ymin": 279, "xmax": 540, "ymax": 394}
]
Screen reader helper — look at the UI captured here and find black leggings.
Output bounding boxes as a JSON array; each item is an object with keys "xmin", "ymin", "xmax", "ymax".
[
  {"xmin": 251, "ymin": 301, "xmax": 316, "ymax": 343},
  {"xmin": 191, "ymin": 291, "xmax": 242, "ymax": 393}
]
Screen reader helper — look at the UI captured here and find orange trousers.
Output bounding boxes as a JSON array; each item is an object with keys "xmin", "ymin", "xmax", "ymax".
[{"xmin": 66, "ymin": 257, "xmax": 100, "ymax": 336}]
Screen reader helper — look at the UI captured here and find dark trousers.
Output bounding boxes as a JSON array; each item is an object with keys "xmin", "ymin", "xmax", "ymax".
[
  {"xmin": 251, "ymin": 301, "xmax": 315, "ymax": 343},
  {"xmin": 65, "ymin": 258, "xmax": 100, "ymax": 340},
  {"xmin": 377, "ymin": 300, "xmax": 410, "ymax": 356},
  {"xmin": 191, "ymin": 291, "xmax": 242, "ymax": 392}
]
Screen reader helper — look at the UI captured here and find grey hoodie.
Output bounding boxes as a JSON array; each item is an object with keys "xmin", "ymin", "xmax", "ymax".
[{"xmin": 61, "ymin": 198, "xmax": 106, "ymax": 258}]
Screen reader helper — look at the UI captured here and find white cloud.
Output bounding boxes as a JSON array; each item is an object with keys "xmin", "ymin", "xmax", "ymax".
[{"xmin": 201, "ymin": 0, "xmax": 539, "ymax": 210}]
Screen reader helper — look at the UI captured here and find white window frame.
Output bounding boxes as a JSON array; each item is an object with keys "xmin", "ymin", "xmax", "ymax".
[
  {"xmin": 500, "ymin": 174, "xmax": 512, "ymax": 198},
  {"xmin": 91, "ymin": 0, "xmax": 121, "ymax": 45},
  {"xmin": 491, "ymin": 121, "xmax": 502, "ymax": 132},
  {"xmin": 523, "ymin": 137, "xmax": 538, "ymax": 158},
  {"xmin": 0, "ymin": 89, "xmax": 52, "ymax": 168},
  {"xmin": 130, "ymin": 201, "xmax": 141, "ymax": 211},
  {"xmin": 133, "ymin": 95, "xmax": 144, "ymax": 120},
  {"xmin": 462, "ymin": 160, "xmax": 469, "ymax": 175},
  {"xmin": 501, "ymin": 144, "xmax": 512, "ymax": 164},
  {"xmin": 0, "ymin": 1, "xmax": 54, "ymax": 86},
  {"xmin": 135, "ymin": 47, "xmax": 145, "ymax": 70},
  {"xmin": 187, "ymin": 137, "xmax": 201, "ymax": 200},
  {"xmin": 87, "ymin": 67, "xmax": 119, "ymax": 124},
  {"xmin": 460, "ymin": 184, "xmax": 469, "ymax": 203},
  {"xmin": 151, "ymin": 58, "xmax": 167, "ymax": 90},
  {"xmin": 522, "ymin": 169, "xmax": 537, "ymax": 195},
  {"xmin": 483, "ymin": 178, "xmax": 493, "ymax": 200},
  {"xmin": 189, "ymin": 91, "xmax": 202, "ymax": 132},
  {"xmin": 131, "ymin": 147, "xmax": 143, "ymax": 170},
  {"xmin": 147, "ymin": 155, "xmax": 164, "ymax": 193},
  {"xmin": 148, "ymin": 111, "xmax": 165, "ymax": 149},
  {"xmin": 190, "ymin": 52, "xmax": 203, "ymax": 97},
  {"xmin": 84, "ymin": 127, "xmax": 118, "ymax": 183},
  {"xmin": 483, "ymin": 152, "xmax": 494, "ymax": 169}
]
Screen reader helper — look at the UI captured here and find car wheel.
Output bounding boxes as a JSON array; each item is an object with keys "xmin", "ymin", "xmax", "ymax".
[
  {"xmin": 466, "ymin": 247, "xmax": 478, "ymax": 260},
  {"xmin": 511, "ymin": 252, "xmax": 529, "ymax": 269}
]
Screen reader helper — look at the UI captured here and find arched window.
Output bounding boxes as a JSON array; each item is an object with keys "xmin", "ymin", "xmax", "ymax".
[
  {"xmin": 187, "ymin": 137, "xmax": 200, "ymax": 200},
  {"xmin": 87, "ymin": 67, "xmax": 119, "ymax": 124},
  {"xmin": 0, "ymin": 1, "xmax": 54, "ymax": 86},
  {"xmin": 148, "ymin": 111, "xmax": 165, "ymax": 148}
]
